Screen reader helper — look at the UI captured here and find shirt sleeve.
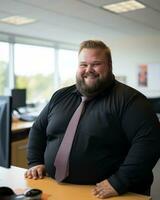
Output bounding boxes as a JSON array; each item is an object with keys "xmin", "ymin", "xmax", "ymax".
[
  {"xmin": 108, "ymin": 93, "xmax": 160, "ymax": 194},
  {"xmin": 27, "ymin": 103, "xmax": 49, "ymax": 167}
]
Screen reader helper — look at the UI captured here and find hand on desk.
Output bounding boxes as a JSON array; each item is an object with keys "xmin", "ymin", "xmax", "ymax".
[
  {"xmin": 24, "ymin": 166, "xmax": 118, "ymax": 198},
  {"xmin": 24, "ymin": 164, "xmax": 46, "ymax": 179},
  {"xmin": 92, "ymin": 179, "xmax": 118, "ymax": 199}
]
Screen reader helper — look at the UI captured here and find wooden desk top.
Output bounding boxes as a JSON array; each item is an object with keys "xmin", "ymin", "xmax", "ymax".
[
  {"xmin": 12, "ymin": 120, "xmax": 33, "ymax": 132},
  {"xmin": 0, "ymin": 166, "xmax": 151, "ymax": 200}
]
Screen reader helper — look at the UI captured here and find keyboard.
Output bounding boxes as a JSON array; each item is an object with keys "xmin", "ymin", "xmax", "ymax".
[{"xmin": 20, "ymin": 113, "xmax": 37, "ymax": 122}]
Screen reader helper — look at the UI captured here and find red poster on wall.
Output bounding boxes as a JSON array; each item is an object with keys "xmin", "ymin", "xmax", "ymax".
[{"xmin": 138, "ymin": 64, "xmax": 148, "ymax": 87}]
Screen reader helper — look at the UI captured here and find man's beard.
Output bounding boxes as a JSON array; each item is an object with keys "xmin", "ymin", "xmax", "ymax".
[{"xmin": 76, "ymin": 72, "xmax": 113, "ymax": 97}]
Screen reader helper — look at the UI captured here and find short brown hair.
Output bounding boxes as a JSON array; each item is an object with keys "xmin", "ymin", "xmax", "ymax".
[{"xmin": 78, "ymin": 40, "xmax": 112, "ymax": 68}]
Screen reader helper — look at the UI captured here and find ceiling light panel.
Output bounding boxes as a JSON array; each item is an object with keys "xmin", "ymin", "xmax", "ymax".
[
  {"xmin": 103, "ymin": 0, "xmax": 146, "ymax": 13},
  {"xmin": 0, "ymin": 16, "xmax": 37, "ymax": 25}
]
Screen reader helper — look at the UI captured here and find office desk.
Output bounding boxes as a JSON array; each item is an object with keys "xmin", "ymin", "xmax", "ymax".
[
  {"xmin": 0, "ymin": 166, "xmax": 151, "ymax": 200},
  {"xmin": 11, "ymin": 120, "xmax": 33, "ymax": 168},
  {"xmin": 12, "ymin": 120, "xmax": 33, "ymax": 133}
]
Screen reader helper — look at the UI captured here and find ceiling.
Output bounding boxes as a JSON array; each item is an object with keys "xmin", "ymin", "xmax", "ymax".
[{"xmin": 0, "ymin": 0, "xmax": 160, "ymax": 45}]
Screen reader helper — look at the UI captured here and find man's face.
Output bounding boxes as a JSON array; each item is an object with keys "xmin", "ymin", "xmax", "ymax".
[{"xmin": 76, "ymin": 48, "xmax": 112, "ymax": 96}]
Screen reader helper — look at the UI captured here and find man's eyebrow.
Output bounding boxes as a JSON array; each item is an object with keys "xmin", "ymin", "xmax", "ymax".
[
  {"xmin": 79, "ymin": 61, "xmax": 87, "ymax": 63},
  {"xmin": 79, "ymin": 60, "xmax": 104, "ymax": 62}
]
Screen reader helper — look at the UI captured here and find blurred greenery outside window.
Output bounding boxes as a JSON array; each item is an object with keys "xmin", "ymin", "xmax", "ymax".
[
  {"xmin": 0, "ymin": 40, "xmax": 78, "ymax": 104},
  {"xmin": 14, "ymin": 44, "xmax": 55, "ymax": 104},
  {"xmin": 0, "ymin": 42, "xmax": 9, "ymax": 95},
  {"xmin": 58, "ymin": 49, "xmax": 78, "ymax": 88}
]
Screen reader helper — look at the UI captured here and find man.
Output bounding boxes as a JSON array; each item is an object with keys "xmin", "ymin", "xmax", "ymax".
[{"xmin": 25, "ymin": 40, "xmax": 160, "ymax": 199}]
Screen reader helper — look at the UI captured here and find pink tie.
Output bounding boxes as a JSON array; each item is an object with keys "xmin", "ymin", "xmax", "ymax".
[{"xmin": 54, "ymin": 96, "xmax": 87, "ymax": 182}]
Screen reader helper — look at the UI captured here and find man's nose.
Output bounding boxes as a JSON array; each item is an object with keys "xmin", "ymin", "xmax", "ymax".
[{"xmin": 85, "ymin": 64, "xmax": 94, "ymax": 72}]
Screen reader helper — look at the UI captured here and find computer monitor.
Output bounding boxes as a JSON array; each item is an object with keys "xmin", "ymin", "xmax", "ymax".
[
  {"xmin": 148, "ymin": 97, "xmax": 160, "ymax": 114},
  {"xmin": 0, "ymin": 96, "xmax": 12, "ymax": 168},
  {"xmin": 11, "ymin": 89, "xmax": 26, "ymax": 111}
]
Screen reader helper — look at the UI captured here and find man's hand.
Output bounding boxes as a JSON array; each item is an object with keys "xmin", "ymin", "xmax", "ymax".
[
  {"xmin": 24, "ymin": 164, "xmax": 46, "ymax": 180},
  {"xmin": 92, "ymin": 179, "xmax": 118, "ymax": 199}
]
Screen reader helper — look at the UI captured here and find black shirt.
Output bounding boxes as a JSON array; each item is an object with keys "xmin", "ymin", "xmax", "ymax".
[{"xmin": 27, "ymin": 80, "xmax": 160, "ymax": 195}]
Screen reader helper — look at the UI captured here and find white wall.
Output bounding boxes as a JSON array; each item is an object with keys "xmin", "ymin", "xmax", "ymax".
[{"xmin": 107, "ymin": 36, "xmax": 160, "ymax": 97}]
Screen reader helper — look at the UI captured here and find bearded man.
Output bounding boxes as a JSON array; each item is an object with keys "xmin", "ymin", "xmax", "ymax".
[{"xmin": 25, "ymin": 40, "xmax": 160, "ymax": 199}]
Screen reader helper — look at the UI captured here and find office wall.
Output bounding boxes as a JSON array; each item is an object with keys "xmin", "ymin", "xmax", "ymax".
[{"xmin": 109, "ymin": 35, "xmax": 160, "ymax": 97}]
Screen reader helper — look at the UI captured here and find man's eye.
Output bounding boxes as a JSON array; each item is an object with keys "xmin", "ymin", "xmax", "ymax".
[
  {"xmin": 80, "ymin": 64, "xmax": 87, "ymax": 67},
  {"xmin": 94, "ymin": 62, "xmax": 101, "ymax": 66}
]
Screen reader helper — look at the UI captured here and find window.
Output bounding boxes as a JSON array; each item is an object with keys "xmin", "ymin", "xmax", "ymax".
[
  {"xmin": 0, "ymin": 42, "xmax": 9, "ymax": 95},
  {"xmin": 58, "ymin": 49, "xmax": 78, "ymax": 88},
  {"xmin": 14, "ymin": 44, "xmax": 55, "ymax": 104}
]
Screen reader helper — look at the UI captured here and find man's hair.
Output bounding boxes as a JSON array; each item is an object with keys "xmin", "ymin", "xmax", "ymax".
[{"xmin": 78, "ymin": 40, "xmax": 112, "ymax": 68}]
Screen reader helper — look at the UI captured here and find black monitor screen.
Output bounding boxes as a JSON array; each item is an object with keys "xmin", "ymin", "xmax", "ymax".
[
  {"xmin": 148, "ymin": 97, "xmax": 160, "ymax": 114},
  {"xmin": 11, "ymin": 89, "xmax": 26, "ymax": 110},
  {"xmin": 0, "ymin": 96, "xmax": 12, "ymax": 168}
]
